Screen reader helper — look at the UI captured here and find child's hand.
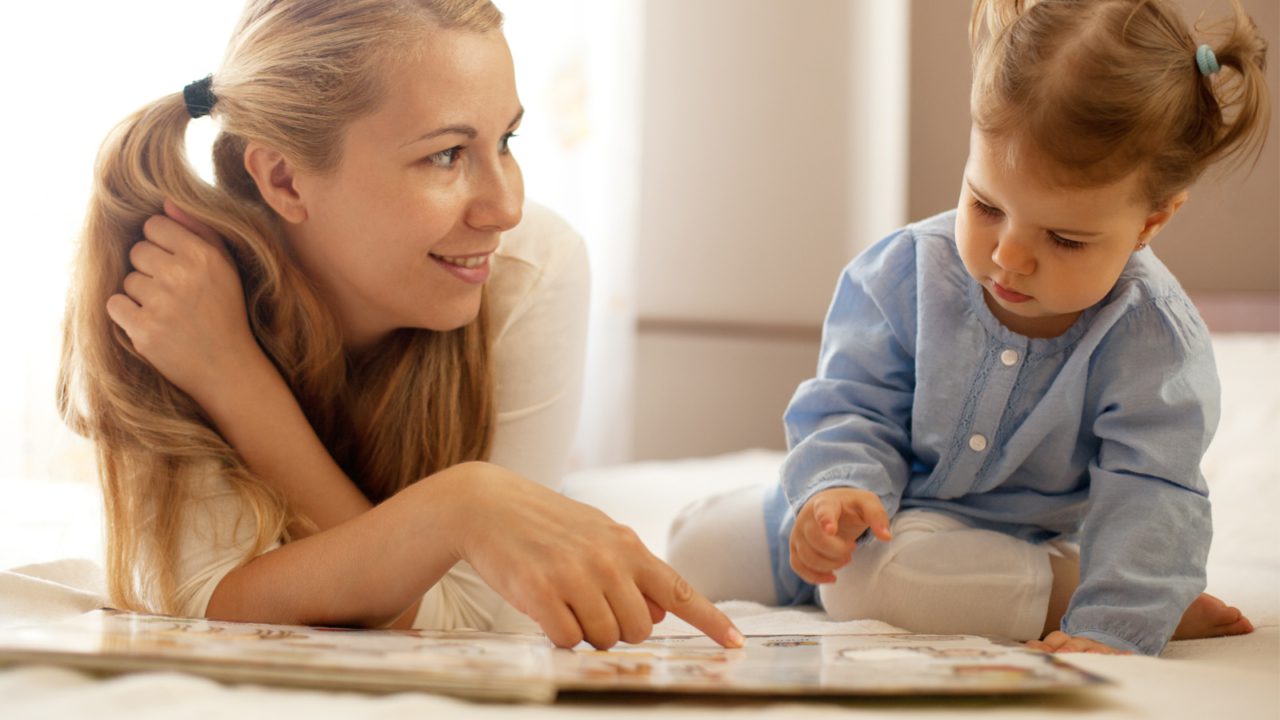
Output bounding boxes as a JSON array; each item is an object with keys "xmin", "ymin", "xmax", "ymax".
[
  {"xmin": 789, "ymin": 488, "xmax": 892, "ymax": 585},
  {"xmin": 1026, "ymin": 632, "xmax": 1132, "ymax": 655}
]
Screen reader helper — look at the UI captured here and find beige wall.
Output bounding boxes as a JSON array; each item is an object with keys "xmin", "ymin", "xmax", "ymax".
[
  {"xmin": 909, "ymin": 0, "xmax": 1280, "ymax": 292},
  {"xmin": 632, "ymin": 0, "xmax": 908, "ymax": 460}
]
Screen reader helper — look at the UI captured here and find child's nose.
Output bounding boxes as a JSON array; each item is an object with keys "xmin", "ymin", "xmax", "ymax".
[{"xmin": 991, "ymin": 230, "xmax": 1036, "ymax": 275}]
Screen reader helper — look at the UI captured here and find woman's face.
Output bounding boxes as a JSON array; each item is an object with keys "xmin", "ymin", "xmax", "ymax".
[{"xmin": 289, "ymin": 28, "xmax": 524, "ymax": 350}]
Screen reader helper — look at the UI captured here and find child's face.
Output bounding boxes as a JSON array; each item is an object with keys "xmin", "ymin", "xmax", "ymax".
[
  {"xmin": 288, "ymin": 28, "xmax": 524, "ymax": 351},
  {"xmin": 954, "ymin": 130, "xmax": 1183, "ymax": 338}
]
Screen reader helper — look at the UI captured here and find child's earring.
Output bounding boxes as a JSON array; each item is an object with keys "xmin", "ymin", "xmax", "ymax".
[{"xmin": 1135, "ymin": 240, "xmax": 1148, "ymax": 251}]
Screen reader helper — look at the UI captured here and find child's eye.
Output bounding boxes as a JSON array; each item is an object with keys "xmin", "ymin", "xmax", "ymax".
[
  {"xmin": 971, "ymin": 198, "xmax": 1003, "ymax": 218},
  {"xmin": 425, "ymin": 147, "xmax": 462, "ymax": 169},
  {"xmin": 499, "ymin": 132, "xmax": 518, "ymax": 155},
  {"xmin": 1048, "ymin": 231, "xmax": 1087, "ymax": 251}
]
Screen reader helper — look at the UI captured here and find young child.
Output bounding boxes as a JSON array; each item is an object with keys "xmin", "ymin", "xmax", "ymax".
[{"xmin": 669, "ymin": 0, "xmax": 1269, "ymax": 656}]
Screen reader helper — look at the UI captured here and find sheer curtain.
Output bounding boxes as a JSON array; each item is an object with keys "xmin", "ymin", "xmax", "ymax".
[
  {"xmin": 0, "ymin": 1, "xmax": 641, "ymax": 493},
  {"xmin": 502, "ymin": 1, "xmax": 643, "ymax": 468}
]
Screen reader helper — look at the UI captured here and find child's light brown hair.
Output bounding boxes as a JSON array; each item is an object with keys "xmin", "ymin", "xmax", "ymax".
[{"xmin": 970, "ymin": 0, "xmax": 1270, "ymax": 207}]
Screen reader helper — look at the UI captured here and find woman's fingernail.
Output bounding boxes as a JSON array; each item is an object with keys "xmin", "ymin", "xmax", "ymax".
[{"xmin": 727, "ymin": 627, "xmax": 746, "ymax": 648}]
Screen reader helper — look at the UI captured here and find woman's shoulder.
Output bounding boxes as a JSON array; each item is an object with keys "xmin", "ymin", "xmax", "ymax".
[{"xmin": 488, "ymin": 201, "xmax": 589, "ymax": 333}]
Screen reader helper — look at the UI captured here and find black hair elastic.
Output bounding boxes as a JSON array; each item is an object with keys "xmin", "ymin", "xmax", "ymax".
[{"xmin": 183, "ymin": 75, "xmax": 217, "ymax": 119}]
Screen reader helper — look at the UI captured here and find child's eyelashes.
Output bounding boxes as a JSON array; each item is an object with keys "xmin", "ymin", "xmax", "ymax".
[
  {"xmin": 971, "ymin": 198, "xmax": 1003, "ymax": 218},
  {"xmin": 972, "ymin": 197, "xmax": 1087, "ymax": 252},
  {"xmin": 422, "ymin": 133, "xmax": 519, "ymax": 169},
  {"xmin": 1048, "ymin": 232, "xmax": 1087, "ymax": 252}
]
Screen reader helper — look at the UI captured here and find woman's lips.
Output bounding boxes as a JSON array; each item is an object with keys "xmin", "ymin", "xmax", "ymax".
[
  {"xmin": 430, "ymin": 251, "xmax": 492, "ymax": 284},
  {"xmin": 991, "ymin": 280, "xmax": 1033, "ymax": 303}
]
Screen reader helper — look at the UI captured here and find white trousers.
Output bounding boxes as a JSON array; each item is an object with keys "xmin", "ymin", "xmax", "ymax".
[{"xmin": 668, "ymin": 485, "xmax": 1063, "ymax": 641}]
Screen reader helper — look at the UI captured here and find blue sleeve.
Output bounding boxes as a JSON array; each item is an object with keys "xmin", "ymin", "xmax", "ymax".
[
  {"xmin": 781, "ymin": 229, "xmax": 918, "ymax": 518},
  {"xmin": 1062, "ymin": 297, "xmax": 1218, "ymax": 656}
]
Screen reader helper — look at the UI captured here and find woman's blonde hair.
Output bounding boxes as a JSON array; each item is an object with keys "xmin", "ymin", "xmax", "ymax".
[
  {"xmin": 970, "ymin": 0, "xmax": 1270, "ymax": 206},
  {"xmin": 58, "ymin": 0, "xmax": 504, "ymax": 614}
]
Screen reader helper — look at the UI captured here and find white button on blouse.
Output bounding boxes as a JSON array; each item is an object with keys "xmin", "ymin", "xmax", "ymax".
[
  {"xmin": 1001, "ymin": 349, "xmax": 1020, "ymax": 366},
  {"xmin": 969, "ymin": 434, "xmax": 988, "ymax": 452}
]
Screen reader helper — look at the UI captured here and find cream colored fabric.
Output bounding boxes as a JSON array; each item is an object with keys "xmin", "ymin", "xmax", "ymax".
[{"xmin": 169, "ymin": 201, "xmax": 589, "ymax": 626}]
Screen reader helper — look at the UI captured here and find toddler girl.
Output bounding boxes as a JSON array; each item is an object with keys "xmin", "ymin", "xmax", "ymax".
[{"xmin": 669, "ymin": 0, "xmax": 1270, "ymax": 656}]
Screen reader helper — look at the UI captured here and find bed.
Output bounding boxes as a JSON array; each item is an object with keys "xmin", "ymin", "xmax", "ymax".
[{"xmin": 1, "ymin": 333, "xmax": 1276, "ymax": 719}]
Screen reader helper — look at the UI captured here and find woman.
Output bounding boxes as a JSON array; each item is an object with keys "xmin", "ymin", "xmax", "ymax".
[{"xmin": 59, "ymin": 0, "xmax": 741, "ymax": 651}]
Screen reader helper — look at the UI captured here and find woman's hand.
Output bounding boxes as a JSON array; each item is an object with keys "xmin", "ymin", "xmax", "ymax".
[
  {"xmin": 448, "ymin": 463, "xmax": 745, "ymax": 651},
  {"xmin": 105, "ymin": 199, "xmax": 263, "ymax": 406}
]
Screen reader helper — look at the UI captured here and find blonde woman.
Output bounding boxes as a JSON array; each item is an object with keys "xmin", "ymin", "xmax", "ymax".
[{"xmin": 59, "ymin": 0, "xmax": 742, "ymax": 651}]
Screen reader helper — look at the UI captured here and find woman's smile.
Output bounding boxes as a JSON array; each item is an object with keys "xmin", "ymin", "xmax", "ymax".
[{"xmin": 430, "ymin": 250, "xmax": 494, "ymax": 284}]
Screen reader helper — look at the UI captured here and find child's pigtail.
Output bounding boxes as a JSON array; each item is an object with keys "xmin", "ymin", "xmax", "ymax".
[{"xmin": 1194, "ymin": 2, "xmax": 1270, "ymax": 175}]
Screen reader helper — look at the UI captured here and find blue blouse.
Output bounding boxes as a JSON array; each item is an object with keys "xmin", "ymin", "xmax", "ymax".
[{"xmin": 774, "ymin": 210, "xmax": 1219, "ymax": 655}]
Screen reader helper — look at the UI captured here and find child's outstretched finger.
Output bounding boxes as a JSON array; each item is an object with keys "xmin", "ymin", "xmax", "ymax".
[{"xmin": 851, "ymin": 495, "xmax": 892, "ymax": 542}]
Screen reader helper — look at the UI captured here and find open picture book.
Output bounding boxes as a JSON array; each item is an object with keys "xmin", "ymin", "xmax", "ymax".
[{"xmin": 0, "ymin": 609, "xmax": 1106, "ymax": 703}]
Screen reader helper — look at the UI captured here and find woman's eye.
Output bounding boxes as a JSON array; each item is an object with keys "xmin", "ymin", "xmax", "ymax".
[
  {"xmin": 1049, "ymin": 232, "xmax": 1087, "ymax": 251},
  {"xmin": 500, "ymin": 132, "xmax": 518, "ymax": 154},
  {"xmin": 971, "ymin": 198, "xmax": 1002, "ymax": 218},
  {"xmin": 426, "ymin": 147, "xmax": 461, "ymax": 168}
]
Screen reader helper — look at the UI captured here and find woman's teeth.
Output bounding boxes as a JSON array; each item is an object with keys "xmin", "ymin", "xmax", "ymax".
[{"xmin": 432, "ymin": 253, "xmax": 488, "ymax": 268}]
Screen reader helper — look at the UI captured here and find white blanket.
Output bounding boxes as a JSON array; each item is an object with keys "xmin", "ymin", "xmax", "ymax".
[{"xmin": 2, "ymin": 334, "xmax": 1277, "ymax": 719}]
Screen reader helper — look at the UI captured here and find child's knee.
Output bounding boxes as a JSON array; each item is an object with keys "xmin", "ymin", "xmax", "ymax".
[
  {"xmin": 818, "ymin": 513, "xmax": 1052, "ymax": 639},
  {"xmin": 666, "ymin": 495, "xmax": 721, "ymax": 577},
  {"xmin": 665, "ymin": 485, "xmax": 777, "ymax": 605}
]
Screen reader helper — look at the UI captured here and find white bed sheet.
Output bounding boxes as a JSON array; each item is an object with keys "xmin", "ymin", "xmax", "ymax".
[{"xmin": 1, "ymin": 334, "xmax": 1277, "ymax": 719}]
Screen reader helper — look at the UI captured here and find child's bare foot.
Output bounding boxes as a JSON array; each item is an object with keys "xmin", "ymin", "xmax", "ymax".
[{"xmin": 1172, "ymin": 593, "xmax": 1254, "ymax": 640}]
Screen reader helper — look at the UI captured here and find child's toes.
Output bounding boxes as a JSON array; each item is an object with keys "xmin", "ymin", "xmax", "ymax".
[{"xmin": 1173, "ymin": 594, "xmax": 1255, "ymax": 639}]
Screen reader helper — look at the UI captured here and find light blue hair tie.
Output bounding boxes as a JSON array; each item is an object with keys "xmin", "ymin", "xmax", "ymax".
[{"xmin": 1195, "ymin": 44, "xmax": 1220, "ymax": 76}]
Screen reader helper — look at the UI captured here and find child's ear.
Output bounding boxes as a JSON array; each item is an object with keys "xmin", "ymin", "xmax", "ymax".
[
  {"xmin": 1136, "ymin": 190, "xmax": 1190, "ymax": 249},
  {"xmin": 243, "ymin": 142, "xmax": 309, "ymax": 224}
]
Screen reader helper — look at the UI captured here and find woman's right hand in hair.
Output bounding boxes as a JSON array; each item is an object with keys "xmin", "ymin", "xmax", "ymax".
[
  {"xmin": 106, "ymin": 199, "xmax": 263, "ymax": 406},
  {"xmin": 448, "ymin": 462, "xmax": 745, "ymax": 651}
]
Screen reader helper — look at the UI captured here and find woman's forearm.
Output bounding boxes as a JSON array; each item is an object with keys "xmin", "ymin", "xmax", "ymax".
[
  {"xmin": 205, "ymin": 468, "xmax": 460, "ymax": 627},
  {"xmin": 197, "ymin": 350, "xmax": 373, "ymax": 532}
]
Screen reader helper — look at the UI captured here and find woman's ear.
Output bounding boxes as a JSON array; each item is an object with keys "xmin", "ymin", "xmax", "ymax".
[
  {"xmin": 244, "ymin": 142, "xmax": 308, "ymax": 224},
  {"xmin": 1136, "ymin": 190, "xmax": 1190, "ymax": 248}
]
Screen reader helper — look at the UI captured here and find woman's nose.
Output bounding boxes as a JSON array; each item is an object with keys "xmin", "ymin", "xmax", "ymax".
[
  {"xmin": 468, "ymin": 161, "xmax": 523, "ymax": 232},
  {"xmin": 991, "ymin": 229, "xmax": 1036, "ymax": 275}
]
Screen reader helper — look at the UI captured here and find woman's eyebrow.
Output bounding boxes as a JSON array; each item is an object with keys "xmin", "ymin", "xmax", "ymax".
[{"xmin": 403, "ymin": 108, "xmax": 525, "ymax": 147}]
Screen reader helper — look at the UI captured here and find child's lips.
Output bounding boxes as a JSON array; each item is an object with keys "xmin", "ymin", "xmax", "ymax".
[{"xmin": 992, "ymin": 280, "xmax": 1033, "ymax": 303}]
